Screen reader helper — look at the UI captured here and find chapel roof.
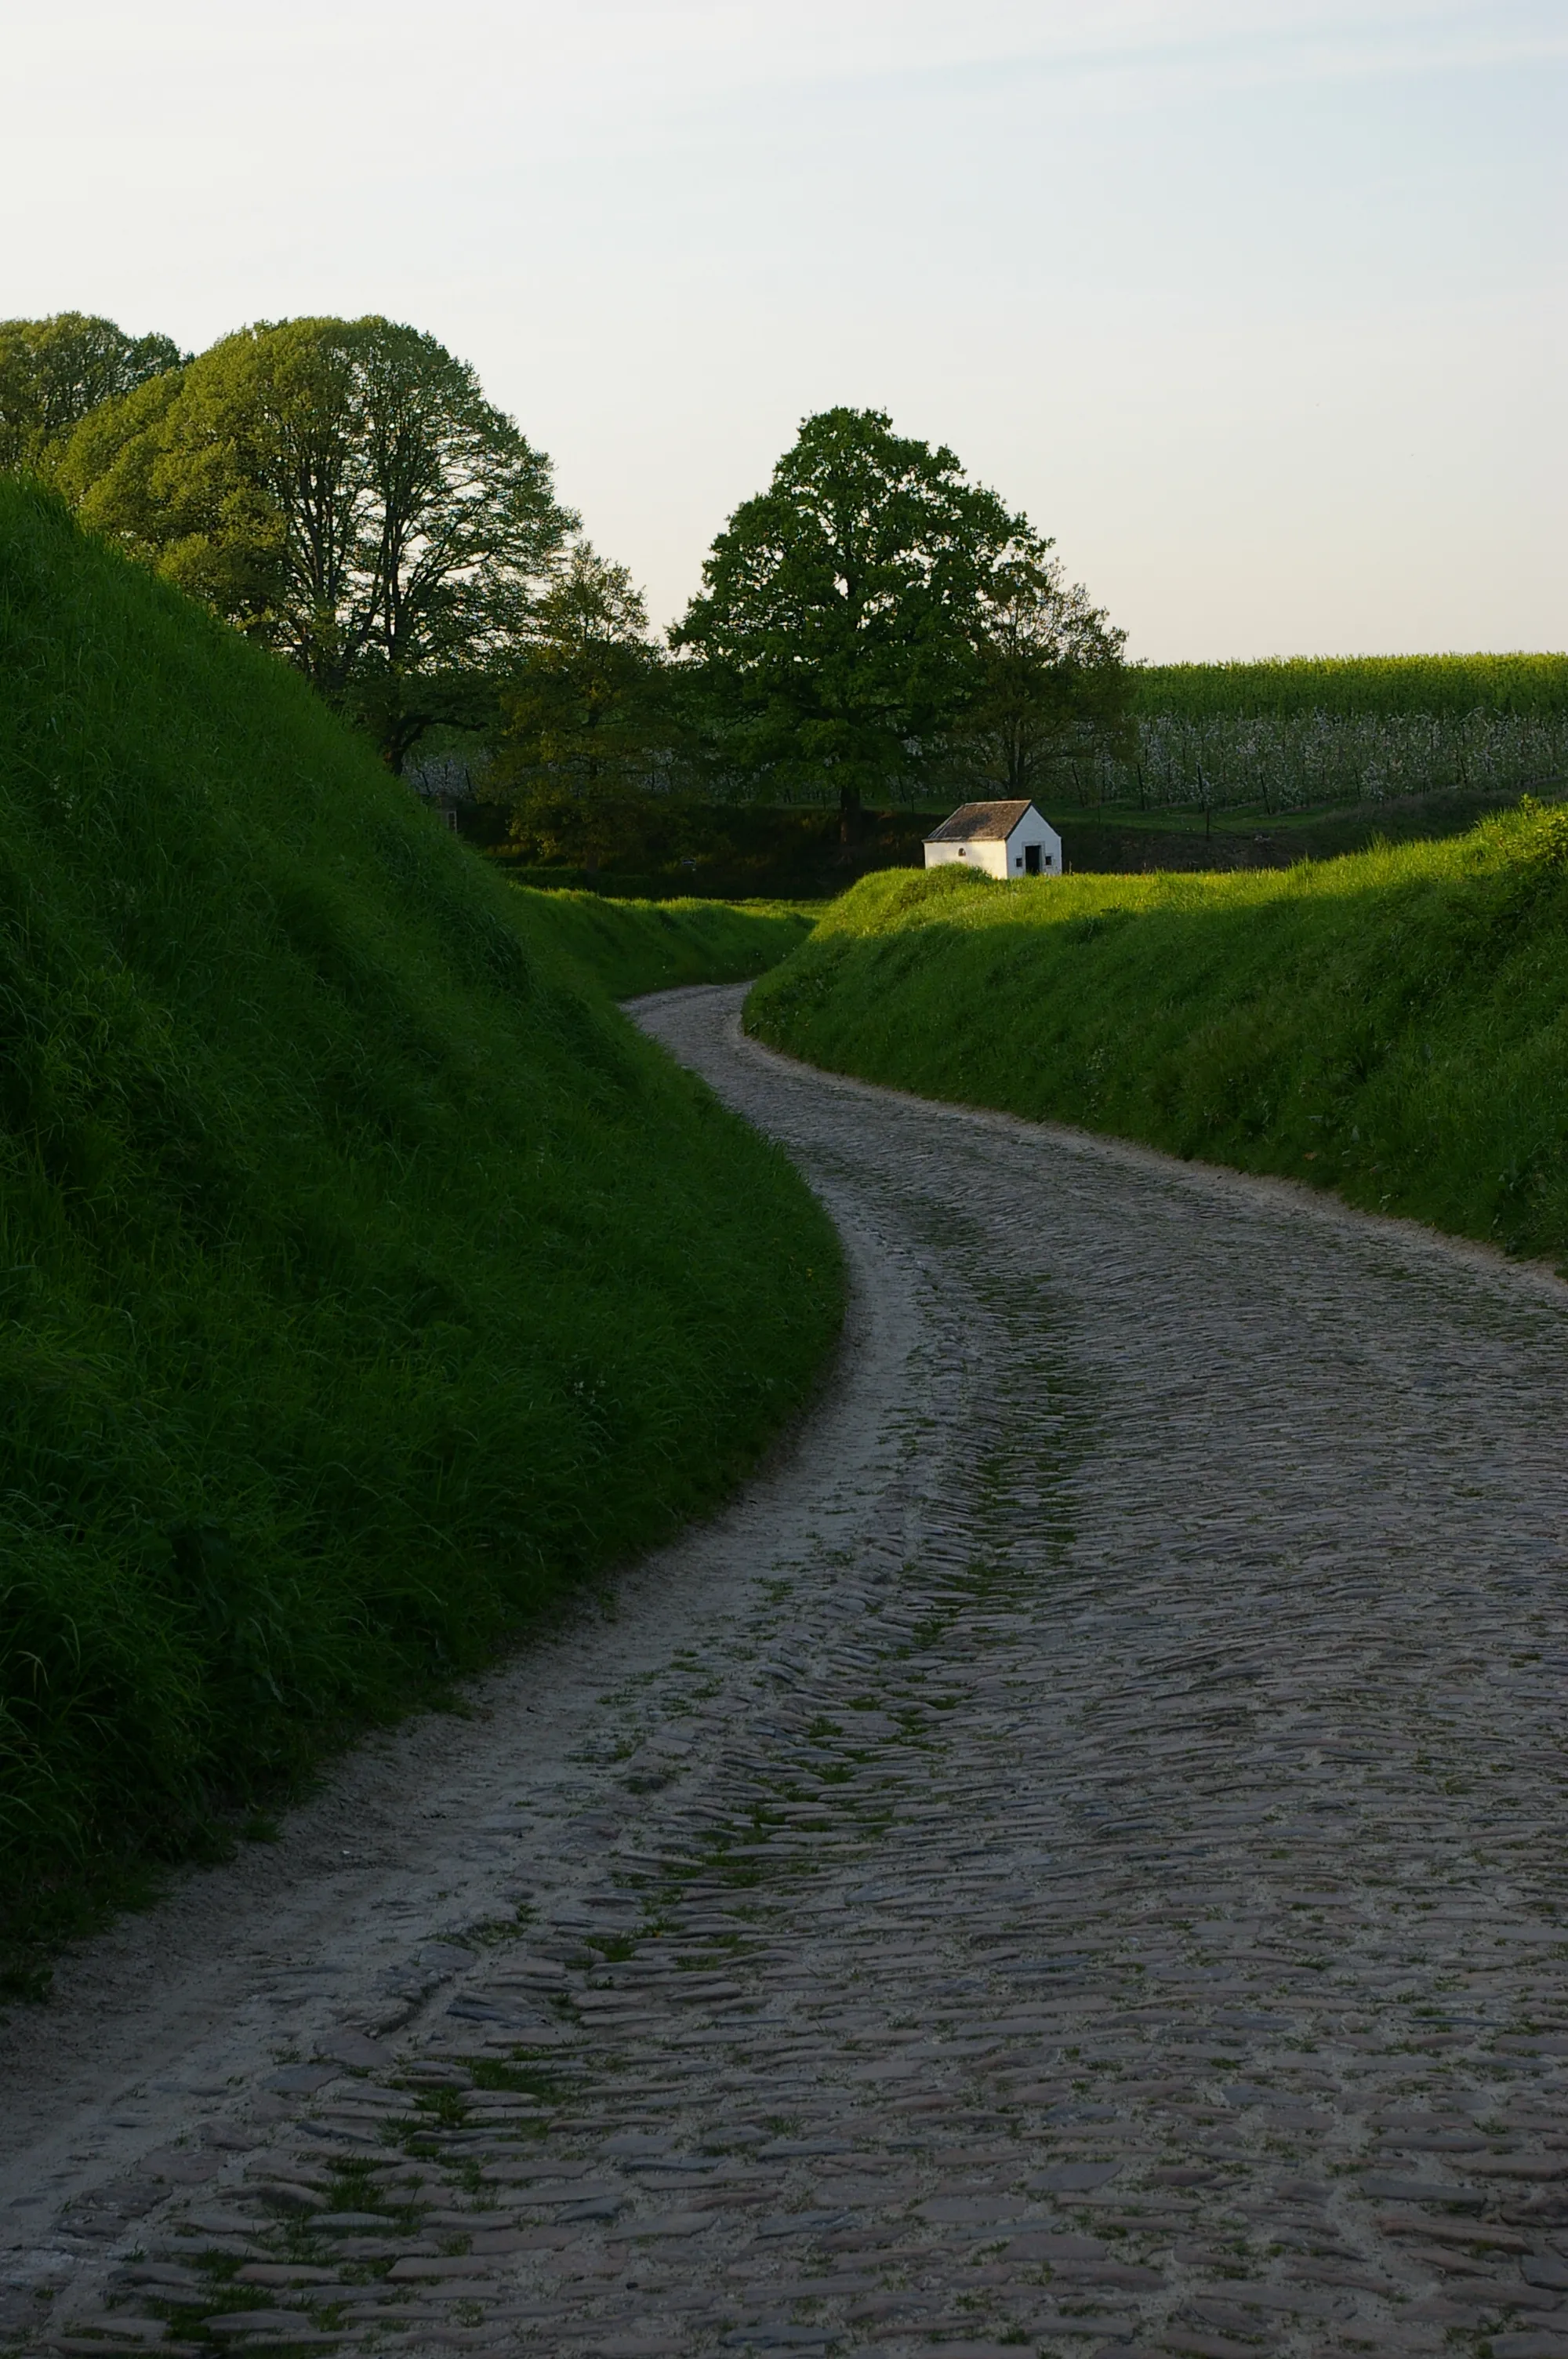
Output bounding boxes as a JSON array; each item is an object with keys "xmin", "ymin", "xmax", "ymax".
[{"xmin": 924, "ymin": 799, "xmax": 1038, "ymax": 843}]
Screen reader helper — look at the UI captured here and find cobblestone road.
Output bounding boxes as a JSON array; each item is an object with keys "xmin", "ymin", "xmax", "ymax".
[{"xmin": 9, "ymin": 983, "xmax": 1568, "ymax": 2359}]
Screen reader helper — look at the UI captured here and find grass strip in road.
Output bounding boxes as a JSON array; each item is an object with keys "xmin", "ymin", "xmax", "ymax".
[
  {"xmin": 744, "ymin": 807, "xmax": 1568, "ymax": 1268},
  {"xmin": 0, "ymin": 482, "xmax": 841, "ymax": 1987}
]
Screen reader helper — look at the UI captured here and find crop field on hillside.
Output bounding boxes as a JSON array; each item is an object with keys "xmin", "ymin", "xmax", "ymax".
[
  {"xmin": 1075, "ymin": 652, "xmax": 1568, "ymax": 814},
  {"xmin": 746, "ymin": 801, "xmax": 1568, "ymax": 1266},
  {"xmin": 1131, "ymin": 652, "xmax": 1568, "ymax": 717}
]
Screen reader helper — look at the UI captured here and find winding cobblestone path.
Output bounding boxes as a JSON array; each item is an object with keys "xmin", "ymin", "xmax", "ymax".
[{"xmin": 9, "ymin": 982, "xmax": 1568, "ymax": 2359}]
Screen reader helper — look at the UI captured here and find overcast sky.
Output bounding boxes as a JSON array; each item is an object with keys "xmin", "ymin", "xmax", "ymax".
[{"xmin": 8, "ymin": 1, "xmax": 1564, "ymax": 657}]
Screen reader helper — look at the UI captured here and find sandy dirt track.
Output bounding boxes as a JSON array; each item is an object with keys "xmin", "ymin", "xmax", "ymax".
[{"xmin": 4, "ymin": 981, "xmax": 1568, "ymax": 2359}]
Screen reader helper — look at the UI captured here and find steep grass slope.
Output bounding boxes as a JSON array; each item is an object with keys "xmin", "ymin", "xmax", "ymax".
[
  {"xmin": 746, "ymin": 812, "xmax": 1568, "ymax": 1266},
  {"xmin": 0, "ymin": 483, "xmax": 840, "ymax": 1976},
  {"xmin": 510, "ymin": 888, "xmax": 815, "ymax": 1000}
]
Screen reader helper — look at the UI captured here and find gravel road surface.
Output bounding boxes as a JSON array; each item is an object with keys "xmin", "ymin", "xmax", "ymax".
[{"xmin": 5, "ymin": 981, "xmax": 1568, "ymax": 2359}]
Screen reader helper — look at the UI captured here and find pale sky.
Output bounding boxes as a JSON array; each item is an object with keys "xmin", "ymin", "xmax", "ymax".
[{"xmin": 6, "ymin": 1, "xmax": 1564, "ymax": 657}]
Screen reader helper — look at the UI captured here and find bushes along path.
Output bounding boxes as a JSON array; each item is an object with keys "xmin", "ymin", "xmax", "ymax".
[{"xmin": 5, "ymin": 984, "xmax": 1568, "ymax": 2359}]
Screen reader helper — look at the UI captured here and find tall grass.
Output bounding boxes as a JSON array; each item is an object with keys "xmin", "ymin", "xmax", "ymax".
[
  {"xmin": 746, "ymin": 803, "xmax": 1568, "ymax": 1267},
  {"xmin": 1076, "ymin": 652, "xmax": 1568, "ymax": 814},
  {"xmin": 0, "ymin": 482, "xmax": 840, "ymax": 1982}
]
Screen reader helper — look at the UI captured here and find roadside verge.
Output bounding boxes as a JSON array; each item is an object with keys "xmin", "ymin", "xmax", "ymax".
[{"xmin": 743, "ymin": 811, "xmax": 1568, "ymax": 1270}]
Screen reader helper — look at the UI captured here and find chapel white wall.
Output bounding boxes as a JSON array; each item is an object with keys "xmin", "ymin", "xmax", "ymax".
[
  {"xmin": 1001, "ymin": 816, "xmax": 1064, "ymax": 877},
  {"xmin": 922, "ymin": 806, "xmax": 1064, "ymax": 879}
]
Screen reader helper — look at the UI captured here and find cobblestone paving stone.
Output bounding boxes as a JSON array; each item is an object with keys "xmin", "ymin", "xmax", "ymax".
[{"xmin": 9, "ymin": 983, "xmax": 1568, "ymax": 2359}]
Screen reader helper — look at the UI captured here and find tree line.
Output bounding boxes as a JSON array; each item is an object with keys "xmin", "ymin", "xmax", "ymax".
[{"xmin": 2, "ymin": 311, "xmax": 1131, "ymax": 849}]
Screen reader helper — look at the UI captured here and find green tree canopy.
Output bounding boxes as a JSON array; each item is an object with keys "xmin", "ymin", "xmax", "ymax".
[
  {"xmin": 960, "ymin": 554, "xmax": 1131, "ymax": 798},
  {"xmin": 55, "ymin": 316, "xmax": 576, "ymax": 765},
  {"xmin": 499, "ymin": 547, "xmax": 659, "ymax": 776},
  {"xmin": 0, "ymin": 311, "xmax": 184, "ymax": 474},
  {"xmin": 492, "ymin": 546, "xmax": 677, "ymax": 867},
  {"xmin": 672, "ymin": 405, "xmax": 1050, "ymax": 813}
]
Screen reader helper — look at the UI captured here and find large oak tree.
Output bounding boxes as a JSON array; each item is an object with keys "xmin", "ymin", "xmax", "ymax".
[
  {"xmin": 673, "ymin": 406, "xmax": 1054, "ymax": 816},
  {"xmin": 56, "ymin": 317, "xmax": 575, "ymax": 765}
]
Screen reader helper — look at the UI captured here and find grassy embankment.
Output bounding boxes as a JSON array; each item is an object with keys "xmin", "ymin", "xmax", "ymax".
[
  {"xmin": 746, "ymin": 811, "xmax": 1568, "ymax": 1267},
  {"xmin": 0, "ymin": 482, "xmax": 839, "ymax": 1990},
  {"xmin": 481, "ymin": 783, "xmax": 1557, "ymax": 900},
  {"xmin": 509, "ymin": 885, "xmax": 815, "ymax": 998},
  {"xmin": 1035, "ymin": 784, "xmax": 1568, "ymax": 876},
  {"xmin": 480, "ymin": 802, "xmax": 935, "ymax": 903}
]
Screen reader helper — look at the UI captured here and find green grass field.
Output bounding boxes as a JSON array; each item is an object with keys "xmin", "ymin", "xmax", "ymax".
[
  {"xmin": 509, "ymin": 888, "xmax": 816, "ymax": 999},
  {"xmin": 0, "ymin": 482, "xmax": 840, "ymax": 1989},
  {"xmin": 746, "ymin": 809, "xmax": 1568, "ymax": 1267}
]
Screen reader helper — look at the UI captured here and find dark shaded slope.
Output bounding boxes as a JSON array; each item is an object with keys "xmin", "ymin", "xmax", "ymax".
[{"xmin": 0, "ymin": 484, "xmax": 839, "ymax": 1973}]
